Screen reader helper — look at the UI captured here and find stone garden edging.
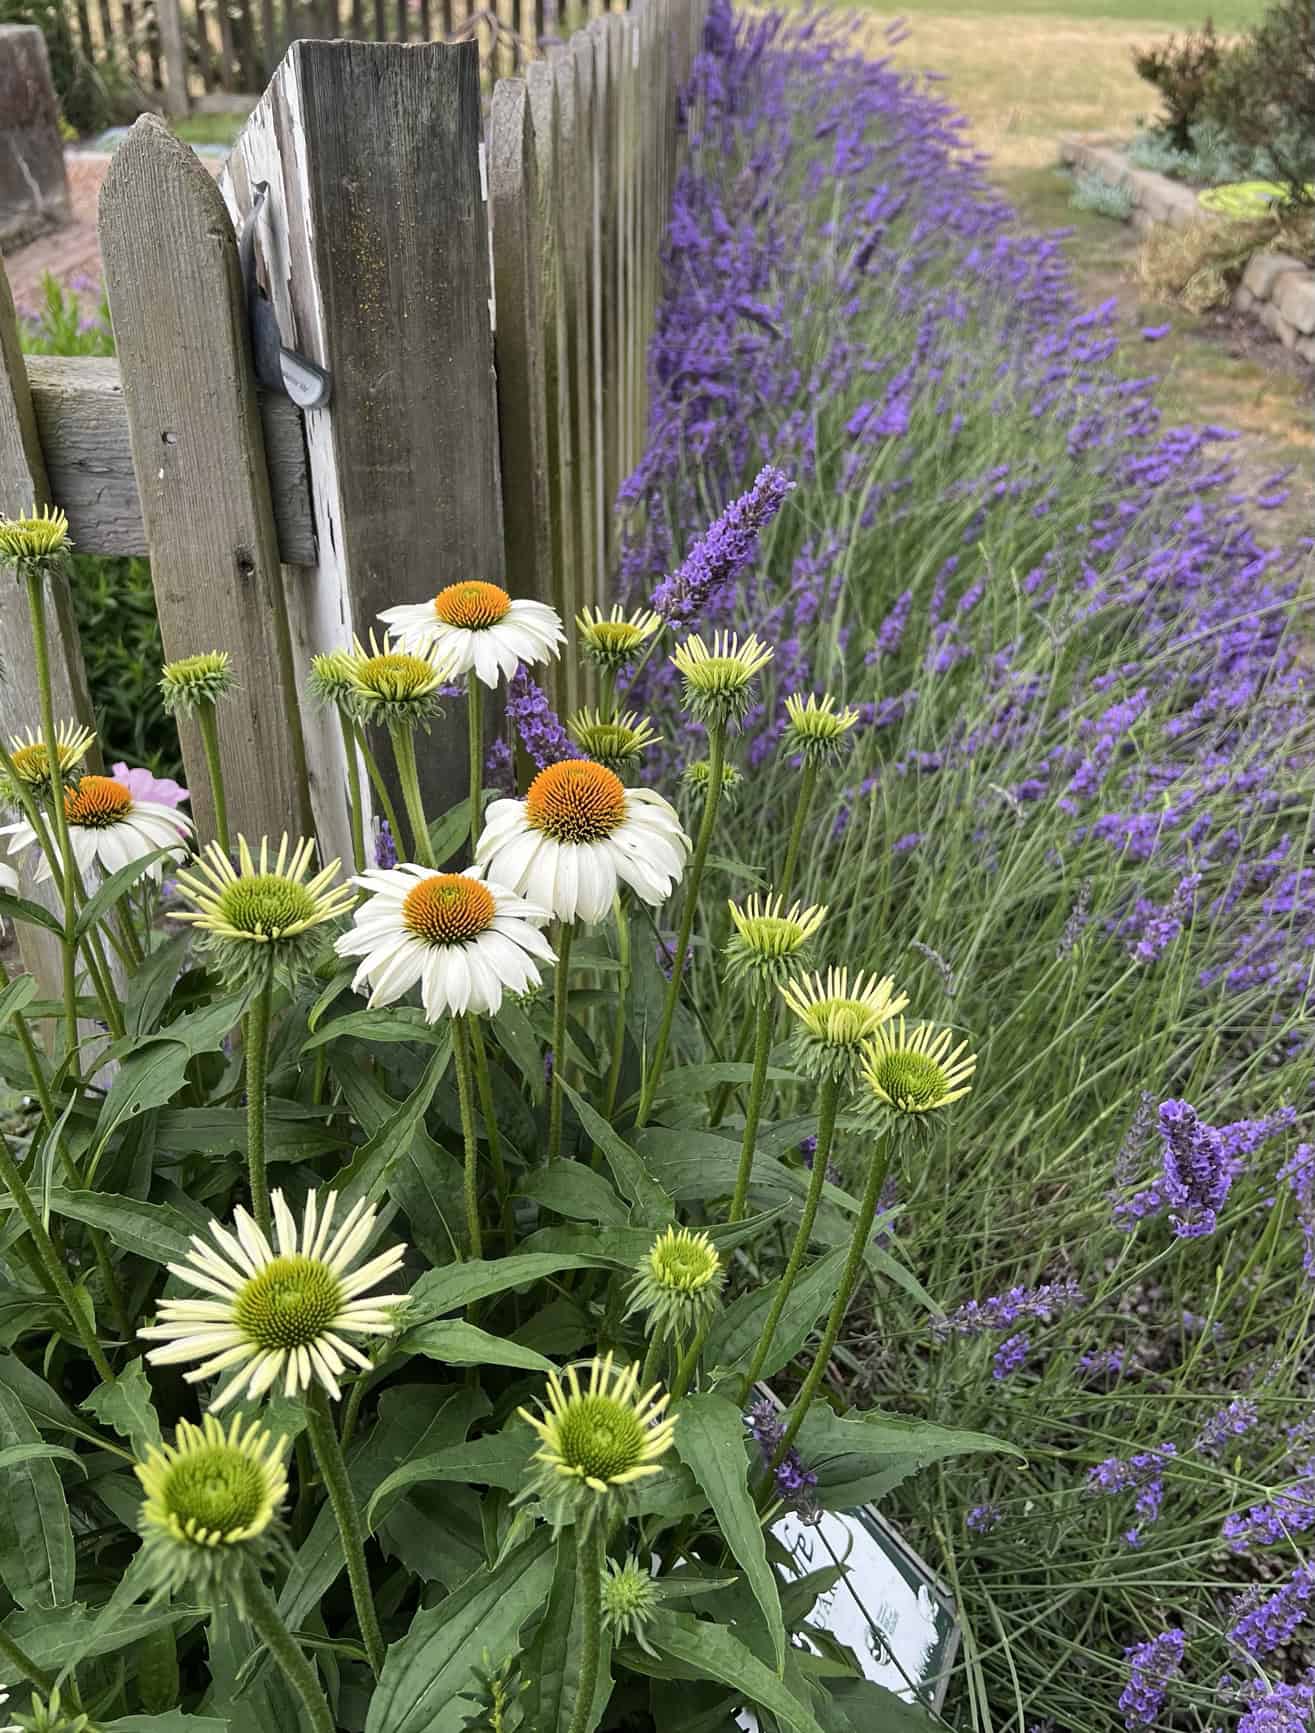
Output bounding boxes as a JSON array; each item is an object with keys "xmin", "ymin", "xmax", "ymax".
[{"xmin": 1058, "ymin": 133, "xmax": 1315, "ymax": 367}]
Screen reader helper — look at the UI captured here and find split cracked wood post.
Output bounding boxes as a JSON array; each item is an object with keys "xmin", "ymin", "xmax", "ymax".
[
  {"xmin": 490, "ymin": 77, "xmax": 554, "ymax": 706},
  {"xmin": 0, "ymin": 261, "xmax": 99, "ymax": 1002},
  {"xmin": 223, "ymin": 39, "xmax": 505, "ymax": 859},
  {"xmin": 99, "ymin": 116, "xmax": 314, "ymax": 852}
]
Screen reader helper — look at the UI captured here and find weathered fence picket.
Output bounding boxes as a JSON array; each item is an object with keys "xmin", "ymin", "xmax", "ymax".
[{"xmin": 0, "ymin": 0, "xmax": 709, "ymax": 899}]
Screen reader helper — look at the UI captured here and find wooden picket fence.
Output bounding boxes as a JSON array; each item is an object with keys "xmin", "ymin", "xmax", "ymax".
[
  {"xmin": 64, "ymin": 0, "xmax": 631, "ymax": 119},
  {"xmin": 0, "ymin": 0, "xmax": 705, "ymax": 990}
]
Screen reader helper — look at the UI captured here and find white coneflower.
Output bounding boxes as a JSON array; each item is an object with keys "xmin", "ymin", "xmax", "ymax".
[
  {"xmin": 566, "ymin": 708, "xmax": 660, "ymax": 774},
  {"xmin": 781, "ymin": 966, "xmax": 909, "ymax": 1084},
  {"xmin": 172, "ymin": 834, "xmax": 355, "ymax": 988},
  {"xmin": 135, "ymin": 1413, "xmax": 288, "ymax": 1601},
  {"xmin": 379, "ymin": 581, "xmax": 563, "ymax": 688},
  {"xmin": 341, "ymin": 632, "xmax": 448, "ymax": 729},
  {"xmin": 140, "ymin": 1189, "xmax": 408, "ymax": 1409},
  {"xmin": 724, "ymin": 892, "xmax": 826, "ymax": 987},
  {"xmin": 336, "ymin": 862, "xmax": 554, "ymax": 1019},
  {"xmin": 782, "ymin": 691, "xmax": 860, "ymax": 764},
  {"xmin": 476, "ymin": 759, "xmax": 689, "ymax": 924},
  {"xmin": 1, "ymin": 721, "xmax": 95, "ymax": 799},
  {"xmin": 671, "ymin": 631, "xmax": 774, "ymax": 726},
  {"xmin": 517, "ymin": 1353, "xmax": 677, "ymax": 1528},
  {"xmin": 861, "ymin": 1017, "xmax": 977, "ymax": 1114},
  {"xmin": 0, "ymin": 773, "xmax": 191, "ymax": 884},
  {"xmin": 575, "ymin": 603, "xmax": 662, "ymax": 674}
]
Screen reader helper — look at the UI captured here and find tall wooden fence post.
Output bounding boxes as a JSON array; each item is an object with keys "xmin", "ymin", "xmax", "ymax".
[
  {"xmin": 156, "ymin": 0, "xmax": 191, "ymax": 116},
  {"xmin": 223, "ymin": 39, "xmax": 506, "ymax": 848},
  {"xmin": 99, "ymin": 117, "xmax": 315, "ymax": 852},
  {"xmin": 0, "ymin": 262, "xmax": 99, "ymax": 1001}
]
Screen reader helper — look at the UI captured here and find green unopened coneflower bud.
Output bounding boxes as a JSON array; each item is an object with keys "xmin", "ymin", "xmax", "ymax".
[
  {"xmin": 134, "ymin": 1413, "xmax": 289, "ymax": 1607},
  {"xmin": 567, "ymin": 707, "xmax": 659, "ymax": 773},
  {"xmin": 601, "ymin": 1555, "xmax": 662, "ymax": 1655},
  {"xmin": 671, "ymin": 631, "xmax": 773, "ymax": 726},
  {"xmin": 1, "ymin": 721, "xmax": 94, "ymax": 801},
  {"xmin": 576, "ymin": 603, "xmax": 662, "ymax": 673},
  {"xmin": 0, "ymin": 506, "xmax": 70, "ymax": 572},
  {"xmin": 682, "ymin": 756, "xmax": 743, "ymax": 807},
  {"xmin": 783, "ymin": 691, "xmax": 860, "ymax": 765},
  {"xmin": 626, "ymin": 1225, "xmax": 724, "ymax": 1340},
  {"xmin": 861, "ymin": 1016, "xmax": 976, "ymax": 1116},
  {"xmin": 159, "ymin": 650, "xmax": 236, "ymax": 719},
  {"xmin": 342, "ymin": 632, "xmax": 448, "ymax": 728},
  {"xmin": 725, "ymin": 892, "xmax": 826, "ymax": 987},
  {"xmin": 306, "ymin": 649, "xmax": 358, "ymax": 708},
  {"xmin": 173, "ymin": 834, "xmax": 355, "ymax": 988},
  {"xmin": 516, "ymin": 1353, "xmax": 677, "ymax": 1532},
  {"xmin": 10, "ymin": 1689, "xmax": 97, "ymax": 1733},
  {"xmin": 781, "ymin": 966, "xmax": 909, "ymax": 1086}
]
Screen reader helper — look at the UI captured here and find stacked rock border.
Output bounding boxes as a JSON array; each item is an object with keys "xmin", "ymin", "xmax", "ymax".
[{"xmin": 1060, "ymin": 133, "xmax": 1315, "ymax": 368}]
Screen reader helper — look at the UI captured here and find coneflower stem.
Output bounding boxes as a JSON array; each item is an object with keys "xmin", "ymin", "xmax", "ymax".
[
  {"xmin": 24, "ymin": 569, "xmax": 79, "ymax": 1062},
  {"xmin": 241, "ymin": 1565, "xmax": 337, "ymax": 1733},
  {"xmin": 244, "ymin": 981, "xmax": 273, "ymax": 1240},
  {"xmin": 304, "ymin": 1381, "xmax": 385, "ymax": 1679},
  {"xmin": 0, "ymin": 1129, "xmax": 114, "ymax": 1383},
  {"xmin": 469, "ymin": 1020, "xmax": 510, "ymax": 1243},
  {"xmin": 603, "ymin": 893, "xmax": 630, "ymax": 1119},
  {"xmin": 566, "ymin": 1520, "xmax": 604, "ymax": 1733},
  {"xmin": 728, "ymin": 987, "xmax": 775, "ymax": 1224},
  {"xmin": 334, "ymin": 706, "xmax": 367, "ymax": 874},
  {"xmin": 195, "ymin": 699, "xmax": 230, "ymax": 857},
  {"xmin": 356, "ymin": 730, "xmax": 406, "ymax": 867},
  {"xmin": 452, "ymin": 1015, "xmax": 483, "ymax": 1260},
  {"xmin": 635, "ymin": 719, "xmax": 726, "ymax": 1128},
  {"xmin": 466, "ymin": 670, "xmax": 483, "ymax": 854},
  {"xmin": 548, "ymin": 920, "xmax": 575, "ymax": 1164},
  {"xmin": 738, "ymin": 1074, "xmax": 840, "ymax": 1404},
  {"xmin": 779, "ymin": 759, "xmax": 816, "ymax": 903},
  {"xmin": 388, "ymin": 722, "xmax": 433, "ymax": 869},
  {"xmin": 771, "ymin": 1125, "xmax": 896, "ymax": 1469},
  {"xmin": 0, "ymin": 1624, "xmax": 56, "ymax": 1698}
]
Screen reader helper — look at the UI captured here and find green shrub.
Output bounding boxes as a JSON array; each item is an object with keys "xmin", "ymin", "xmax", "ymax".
[
  {"xmin": 18, "ymin": 277, "xmax": 181, "ymax": 778},
  {"xmin": 1069, "ymin": 170, "xmax": 1134, "ymax": 221},
  {"xmin": 1205, "ymin": 0, "xmax": 1315, "ymax": 205},
  {"xmin": 1132, "ymin": 18, "xmax": 1224, "ymax": 152}
]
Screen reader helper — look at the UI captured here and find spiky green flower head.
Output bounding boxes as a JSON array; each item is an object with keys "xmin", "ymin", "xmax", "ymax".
[
  {"xmin": 517, "ymin": 1354, "xmax": 677, "ymax": 1532},
  {"xmin": 159, "ymin": 650, "xmax": 236, "ymax": 720},
  {"xmin": 173, "ymin": 834, "xmax": 355, "ymax": 988},
  {"xmin": 783, "ymin": 691, "xmax": 860, "ymax": 766},
  {"xmin": 602, "ymin": 1556, "xmax": 662, "ymax": 1655},
  {"xmin": 626, "ymin": 1226, "xmax": 724, "ymax": 1341},
  {"xmin": 681, "ymin": 757, "xmax": 743, "ymax": 809},
  {"xmin": 567, "ymin": 708, "xmax": 660, "ymax": 774},
  {"xmin": 342, "ymin": 632, "xmax": 448, "ymax": 729},
  {"xmin": 671, "ymin": 632, "xmax": 774, "ymax": 727},
  {"xmin": 861, "ymin": 1016, "xmax": 976, "ymax": 1117},
  {"xmin": 135, "ymin": 1413, "xmax": 287, "ymax": 1605},
  {"xmin": 7, "ymin": 1688, "xmax": 96, "ymax": 1733},
  {"xmin": 781, "ymin": 966, "xmax": 909, "ymax": 1086},
  {"xmin": 0, "ymin": 506, "xmax": 70, "ymax": 577},
  {"xmin": 464, "ymin": 1655, "xmax": 526, "ymax": 1733},
  {"xmin": 306, "ymin": 649, "xmax": 358, "ymax": 709},
  {"xmin": 576, "ymin": 604, "xmax": 662, "ymax": 674},
  {"xmin": 725, "ymin": 892, "xmax": 826, "ymax": 987},
  {"xmin": 1, "ymin": 722, "xmax": 95, "ymax": 801}
]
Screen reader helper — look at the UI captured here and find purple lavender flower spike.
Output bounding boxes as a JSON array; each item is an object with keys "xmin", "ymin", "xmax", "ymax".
[
  {"xmin": 1119, "ymin": 1629, "xmax": 1184, "ymax": 1729},
  {"xmin": 650, "ymin": 465, "xmax": 794, "ymax": 627},
  {"xmin": 505, "ymin": 668, "xmax": 576, "ymax": 770}
]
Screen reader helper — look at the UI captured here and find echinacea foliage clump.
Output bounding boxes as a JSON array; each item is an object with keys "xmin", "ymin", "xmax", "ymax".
[{"xmin": 616, "ymin": 5, "xmax": 1315, "ymax": 1729}]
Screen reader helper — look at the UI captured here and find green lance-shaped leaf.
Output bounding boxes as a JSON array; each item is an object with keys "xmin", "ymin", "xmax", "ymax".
[
  {"xmin": 364, "ymin": 1529, "xmax": 556, "ymax": 1733},
  {"xmin": 399, "ymin": 1318, "xmax": 555, "ymax": 1375},
  {"xmin": 366, "ymin": 1429, "xmax": 536, "ymax": 1528},
  {"xmin": 639, "ymin": 1611, "xmax": 827, "ymax": 1733},
  {"xmin": 406, "ymin": 1251, "xmax": 614, "ymax": 1326},
  {"xmin": 674, "ymin": 1392, "xmax": 786, "ymax": 1673},
  {"xmin": 0, "ymin": 1382, "xmax": 74, "ymax": 1610},
  {"xmin": 704, "ymin": 1248, "xmax": 847, "ymax": 1382},
  {"xmin": 82, "ymin": 1356, "xmax": 163, "ymax": 1458},
  {"xmin": 556, "ymin": 1078, "xmax": 674, "ymax": 1225}
]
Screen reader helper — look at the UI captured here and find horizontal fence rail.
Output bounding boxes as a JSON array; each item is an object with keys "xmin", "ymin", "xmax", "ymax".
[{"xmin": 0, "ymin": 1, "xmax": 709, "ymax": 993}]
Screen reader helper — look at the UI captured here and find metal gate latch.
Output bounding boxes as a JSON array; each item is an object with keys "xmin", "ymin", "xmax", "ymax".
[{"xmin": 239, "ymin": 182, "xmax": 333, "ymax": 412}]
